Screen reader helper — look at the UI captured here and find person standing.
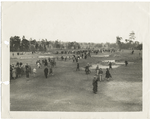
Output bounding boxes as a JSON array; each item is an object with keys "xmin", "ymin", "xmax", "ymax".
[
  {"xmin": 16, "ymin": 66, "xmax": 19, "ymax": 78},
  {"xmin": 95, "ymin": 65, "xmax": 99, "ymax": 80},
  {"xmin": 99, "ymin": 68, "xmax": 103, "ymax": 81},
  {"xmin": 20, "ymin": 62, "xmax": 22, "ymax": 67},
  {"xmin": 92, "ymin": 76, "xmax": 98, "ymax": 94},
  {"xmin": 85, "ymin": 63, "xmax": 91, "ymax": 74},
  {"xmin": 21, "ymin": 65, "xmax": 24, "ymax": 75},
  {"xmin": 105, "ymin": 68, "xmax": 112, "ymax": 81},
  {"xmin": 45, "ymin": 59, "xmax": 48, "ymax": 66},
  {"xmin": 28, "ymin": 65, "xmax": 32, "ymax": 74},
  {"xmin": 12, "ymin": 67, "xmax": 16, "ymax": 79},
  {"xmin": 72, "ymin": 57, "xmax": 75, "ymax": 62},
  {"xmin": 131, "ymin": 50, "xmax": 134, "ymax": 54},
  {"xmin": 109, "ymin": 62, "xmax": 112, "ymax": 69},
  {"xmin": 18, "ymin": 66, "xmax": 21, "ymax": 78},
  {"xmin": 76, "ymin": 62, "xmax": 80, "ymax": 71},
  {"xmin": 125, "ymin": 60, "xmax": 128, "ymax": 66},
  {"xmin": 65, "ymin": 56, "xmax": 67, "ymax": 61},
  {"xmin": 95, "ymin": 65, "xmax": 99, "ymax": 74},
  {"xmin": 37, "ymin": 62, "xmax": 41, "ymax": 68},
  {"xmin": 75, "ymin": 57, "xmax": 78, "ymax": 62},
  {"xmin": 44, "ymin": 66, "xmax": 49, "ymax": 78},
  {"xmin": 49, "ymin": 65, "xmax": 54, "ymax": 75},
  {"xmin": 33, "ymin": 68, "xmax": 37, "ymax": 77},
  {"xmin": 26, "ymin": 67, "xmax": 30, "ymax": 79},
  {"xmin": 25, "ymin": 63, "xmax": 28, "ymax": 70}
]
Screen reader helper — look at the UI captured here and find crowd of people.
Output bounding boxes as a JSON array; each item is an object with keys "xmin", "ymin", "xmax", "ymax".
[
  {"xmin": 10, "ymin": 57, "xmax": 57, "ymax": 80},
  {"xmin": 92, "ymin": 60, "xmax": 130, "ymax": 94},
  {"xmin": 10, "ymin": 62, "xmax": 32, "ymax": 80},
  {"xmin": 55, "ymin": 48, "xmax": 116, "ymax": 55},
  {"xmin": 92, "ymin": 67, "xmax": 112, "ymax": 94},
  {"xmin": 11, "ymin": 48, "xmax": 133, "ymax": 94}
]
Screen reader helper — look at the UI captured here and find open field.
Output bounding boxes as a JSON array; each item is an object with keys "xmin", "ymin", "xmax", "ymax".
[{"xmin": 10, "ymin": 50, "xmax": 142, "ymax": 111}]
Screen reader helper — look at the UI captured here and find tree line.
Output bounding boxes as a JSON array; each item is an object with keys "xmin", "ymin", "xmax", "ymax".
[
  {"xmin": 10, "ymin": 32, "xmax": 142, "ymax": 52},
  {"xmin": 10, "ymin": 36, "xmax": 81, "ymax": 52}
]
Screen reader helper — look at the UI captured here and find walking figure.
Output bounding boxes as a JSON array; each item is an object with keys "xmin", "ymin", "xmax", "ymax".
[
  {"xmin": 105, "ymin": 68, "xmax": 112, "ymax": 81},
  {"xmin": 109, "ymin": 62, "xmax": 112, "ymax": 69},
  {"xmin": 93, "ymin": 76, "xmax": 98, "ymax": 94},
  {"xmin": 99, "ymin": 68, "xmax": 103, "ymax": 81},
  {"xmin": 44, "ymin": 66, "xmax": 48, "ymax": 78},
  {"xmin": 125, "ymin": 60, "xmax": 128, "ymax": 66},
  {"xmin": 49, "ymin": 65, "xmax": 54, "ymax": 75},
  {"xmin": 26, "ymin": 67, "xmax": 30, "ymax": 79},
  {"xmin": 33, "ymin": 68, "xmax": 36, "ymax": 77},
  {"xmin": 85, "ymin": 64, "xmax": 91, "ymax": 74},
  {"xmin": 95, "ymin": 65, "xmax": 99, "ymax": 74},
  {"xmin": 131, "ymin": 50, "xmax": 134, "ymax": 54},
  {"xmin": 76, "ymin": 62, "xmax": 80, "ymax": 71},
  {"xmin": 12, "ymin": 67, "xmax": 16, "ymax": 79}
]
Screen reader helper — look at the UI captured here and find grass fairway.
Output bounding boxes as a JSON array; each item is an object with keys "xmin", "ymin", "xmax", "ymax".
[{"xmin": 10, "ymin": 50, "xmax": 142, "ymax": 111}]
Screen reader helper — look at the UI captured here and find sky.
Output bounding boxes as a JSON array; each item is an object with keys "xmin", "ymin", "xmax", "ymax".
[{"xmin": 2, "ymin": 2, "xmax": 150, "ymax": 43}]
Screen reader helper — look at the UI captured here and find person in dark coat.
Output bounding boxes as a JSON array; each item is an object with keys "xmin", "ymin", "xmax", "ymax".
[
  {"xmin": 76, "ymin": 62, "xmax": 80, "ymax": 71},
  {"xmin": 25, "ymin": 63, "xmax": 28, "ymax": 70},
  {"xmin": 16, "ymin": 62, "xmax": 19, "ymax": 67},
  {"xmin": 105, "ymin": 68, "xmax": 112, "ymax": 81},
  {"xmin": 48, "ymin": 58, "xmax": 51, "ymax": 62},
  {"xmin": 28, "ymin": 65, "xmax": 32, "ymax": 74},
  {"xmin": 65, "ymin": 56, "xmax": 67, "ymax": 61},
  {"xmin": 76, "ymin": 57, "xmax": 78, "ymax": 62},
  {"xmin": 72, "ymin": 57, "xmax": 75, "ymax": 62},
  {"xmin": 15, "ymin": 66, "xmax": 19, "ymax": 78},
  {"xmin": 53, "ymin": 59, "xmax": 56, "ymax": 67},
  {"xmin": 26, "ymin": 67, "xmax": 30, "ymax": 78},
  {"xmin": 45, "ymin": 59, "xmax": 48, "ymax": 66},
  {"xmin": 131, "ymin": 50, "xmax": 134, "ymax": 54},
  {"xmin": 17, "ymin": 66, "xmax": 21, "ymax": 77},
  {"xmin": 61, "ymin": 56, "xmax": 64, "ymax": 60},
  {"xmin": 109, "ymin": 62, "xmax": 112, "ymax": 69},
  {"xmin": 20, "ymin": 62, "xmax": 22, "ymax": 67},
  {"xmin": 93, "ymin": 76, "xmax": 98, "ymax": 94},
  {"xmin": 85, "ymin": 63, "xmax": 91, "ymax": 74},
  {"xmin": 125, "ymin": 60, "xmax": 128, "ymax": 66},
  {"xmin": 44, "ymin": 66, "xmax": 49, "ymax": 78},
  {"xmin": 21, "ymin": 65, "xmax": 24, "ymax": 75}
]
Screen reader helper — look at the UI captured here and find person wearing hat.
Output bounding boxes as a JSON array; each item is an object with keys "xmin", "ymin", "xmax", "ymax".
[{"xmin": 92, "ymin": 76, "xmax": 98, "ymax": 94}]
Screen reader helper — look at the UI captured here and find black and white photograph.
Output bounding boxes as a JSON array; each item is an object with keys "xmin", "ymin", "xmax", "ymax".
[{"xmin": 1, "ymin": 1, "xmax": 150, "ymax": 118}]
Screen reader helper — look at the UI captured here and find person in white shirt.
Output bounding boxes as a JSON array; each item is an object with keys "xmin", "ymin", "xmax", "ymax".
[
  {"xmin": 37, "ymin": 62, "xmax": 40, "ymax": 68},
  {"xmin": 33, "ymin": 68, "xmax": 37, "ymax": 77}
]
